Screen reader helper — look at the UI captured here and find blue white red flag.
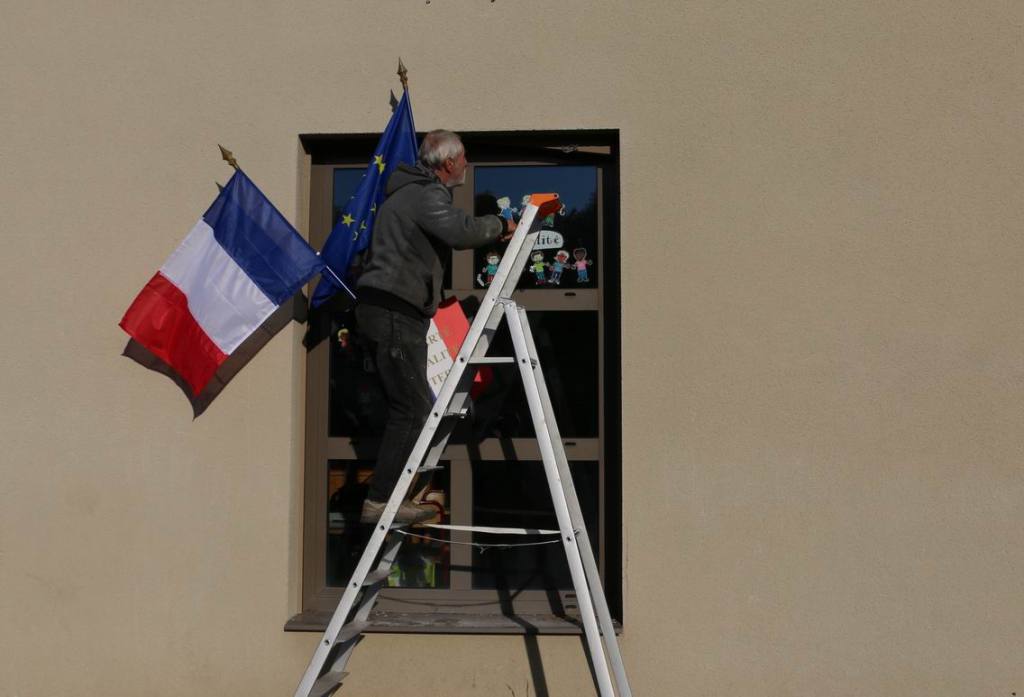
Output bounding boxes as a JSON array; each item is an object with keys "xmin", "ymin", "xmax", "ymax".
[
  {"xmin": 311, "ymin": 90, "xmax": 418, "ymax": 307},
  {"xmin": 119, "ymin": 170, "xmax": 324, "ymax": 397}
]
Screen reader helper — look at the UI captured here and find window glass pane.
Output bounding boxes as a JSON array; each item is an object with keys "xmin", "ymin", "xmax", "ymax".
[
  {"xmin": 333, "ymin": 168, "xmax": 364, "ymax": 226},
  {"xmin": 331, "ymin": 308, "xmax": 598, "ymax": 440},
  {"xmin": 327, "ymin": 459, "xmax": 450, "ymax": 589},
  {"xmin": 471, "ymin": 460, "xmax": 598, "ymax": 590},
  {"xmin": 473, "ymin": 165, "xmax": 598, "ymax": 290},
  {"xmin": 453, "ymin": 310, "xmax": 599, "ymax": 440}
]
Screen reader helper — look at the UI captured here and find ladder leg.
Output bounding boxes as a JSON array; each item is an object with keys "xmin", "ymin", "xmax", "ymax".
[
  {"xmin": 296, "ymin": 293, "xmax": 510, "ymax": 697},
  {"xmin": 504, "ymin": 303, "xmax": 617, "ymax": 697},
  {"xmin": 295, "ymin": 533, "xmax": 405, "ymax": 697},
  {"xmin": 516, "ymin": 307, "xmax": 632, "ymax": 697},
  {"xmin": 309, "ymin": 533, "xmax": 405, "ymax": 697}
]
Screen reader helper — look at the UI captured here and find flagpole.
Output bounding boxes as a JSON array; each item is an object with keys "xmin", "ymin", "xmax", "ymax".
[
  {"xmin": 318, "ymin": 256, "xmax": 358, "ymax": 300},
  {"xmin": 397, "ymin": 58, "xmax": 417, "ymax": 140}
]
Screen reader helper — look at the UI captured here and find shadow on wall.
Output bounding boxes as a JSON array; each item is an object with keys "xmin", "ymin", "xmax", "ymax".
[{"xmin": 122, "ymin": 291, "xmax": 308, "ymax": 418}]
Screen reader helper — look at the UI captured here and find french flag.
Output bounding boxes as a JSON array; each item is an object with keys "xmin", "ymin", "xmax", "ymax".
[{"xmin": 120, "ymin": 170, "xmax": 324, "ymax": 398}]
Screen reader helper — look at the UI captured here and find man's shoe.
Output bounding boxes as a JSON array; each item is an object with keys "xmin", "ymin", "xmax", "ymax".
[{"xmin": 360, "ymin": 498, "xmax": 435, "ymax": 526}]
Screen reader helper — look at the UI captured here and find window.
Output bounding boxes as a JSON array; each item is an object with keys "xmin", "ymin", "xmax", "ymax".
[{"xmin": 291, "ymin": 131, "xmax": 621, "ymax": 632}]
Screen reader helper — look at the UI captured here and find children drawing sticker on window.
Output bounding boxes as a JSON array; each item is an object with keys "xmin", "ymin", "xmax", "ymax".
[
  {"xmin": 549, "ymin": 249, "xmax": 570, "ymax": 285},
  {"xmin": 530, "ymin": 250, "xmax": 549, "ymax": 285},
  {"xmin": 496, "ymin": 196, "xmax": 516, "ymax": 222},
  {"xmin": 478, "ymin": 184, "xmax": 596, "ymax": 290},
  {"xmin": 477, "ymin": 251, "xmax": 502, "ymax": 287},
  {"xmin": 573, "ymin": 247, "xmax": 592, "ymax": 284}
]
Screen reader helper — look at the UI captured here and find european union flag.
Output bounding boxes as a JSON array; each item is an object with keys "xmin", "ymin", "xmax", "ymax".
[{"xmin": 312, "ymin": 91, "xmax": 418, "ymax": 307}]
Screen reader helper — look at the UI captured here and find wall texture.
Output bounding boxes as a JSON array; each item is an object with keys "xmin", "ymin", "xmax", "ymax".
[{"xmin": 1, "ymin": 1, "xmax": 1021, "ymax": 695}]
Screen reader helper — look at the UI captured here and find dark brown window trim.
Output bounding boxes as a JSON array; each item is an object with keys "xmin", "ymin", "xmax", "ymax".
[{"xmin": 297, "ymin": 129, "xmax": 622, "ymax": 634}]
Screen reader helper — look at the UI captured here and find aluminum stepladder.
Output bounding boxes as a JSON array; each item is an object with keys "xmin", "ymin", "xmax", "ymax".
[{"xmin": 294, "ymin": 193, "xmax": 632, "ymax": 697}]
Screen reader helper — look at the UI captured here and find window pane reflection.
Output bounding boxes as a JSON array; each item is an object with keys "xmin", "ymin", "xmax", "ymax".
[
  {"xmin": 326, "ymin": 459, "xmax": 450, "ymax": 589},
  {"xmin": 333, "ymin": 168, "xmax": 363, "ymax": 226},
  {"xmin": 330, "ymin": 309, "xmax": 598, "ymax": 440},
  {"xmin": 454, "ymin": 310, "xmax": 599, "ymax": 441},
  {"xmin": 328, "ymin": 311, "xmax": 386, "ymax": 438},
  {"xmin": 471, "ymin": 460, "xmax": 598, "ymax": 591}
]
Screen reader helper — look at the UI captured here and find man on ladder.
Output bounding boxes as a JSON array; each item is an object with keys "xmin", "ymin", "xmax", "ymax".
[{"xmin": 354, "ymin": 128, "xmax": 515, "ymax": 524}]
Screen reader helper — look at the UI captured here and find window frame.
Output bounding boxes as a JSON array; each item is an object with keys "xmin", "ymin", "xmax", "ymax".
[{"xmin": 292, "ymin": 130, "xmax": 621, "ymax": 632}]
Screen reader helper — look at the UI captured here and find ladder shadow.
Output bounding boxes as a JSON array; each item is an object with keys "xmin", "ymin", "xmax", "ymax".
[
  {"xmin": 466, "ymin": 400, "xmax": 602, "ymax": 695},
  {"xmin": 494, "ymin": 575, "xmax": 551, "ymax": 697},
  {"xmin": 465, "ymin": 436, "xmax": 551, "ymax": 697},
  {"xmin": 492, "ymin": 560, "xmax": 602, "ymax": 697}
]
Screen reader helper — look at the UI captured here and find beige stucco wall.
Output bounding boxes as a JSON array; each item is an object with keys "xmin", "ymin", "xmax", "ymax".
[{"xmin": 2, "ymin": 1, "xmax": 1021, "ymax": 695}]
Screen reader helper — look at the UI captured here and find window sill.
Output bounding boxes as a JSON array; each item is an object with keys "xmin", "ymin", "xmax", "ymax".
[{"xmin": 285, "ymin": 610, "xmax": 622, "ymax": 635}]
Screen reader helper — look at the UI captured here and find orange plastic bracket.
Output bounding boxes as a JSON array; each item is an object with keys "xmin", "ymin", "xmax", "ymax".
[{"xmin": 528, "ymin": 193, "xmax": 561, "ymax": 219}]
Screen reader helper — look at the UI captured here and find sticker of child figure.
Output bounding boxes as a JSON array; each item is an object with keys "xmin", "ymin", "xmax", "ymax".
[
  {"xmin": 496, "ymin": 196, "xmax": 516, "ymax": 221},
  {"xmin": 477, "ymin": 251, "xmax": 502, "ymax": 287},
  {"xmin": 549, "ymin": 249, "xmax": 570, "ymax": 285},
  {"xmin": 572, "ymin": 247, "xmax": 593, "ymax": 283},
  {"xmin": 529, "ymin": 250, "xmax": 549, "ymax": 285}
]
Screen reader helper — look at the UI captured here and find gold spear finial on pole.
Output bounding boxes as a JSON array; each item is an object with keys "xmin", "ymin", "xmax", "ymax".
[
  {"xmin": 397, "ymin": 58, "xmax": 409, "ymax": 92},
  {"xmin": 218, "ymin": 144, "xmax": 239, "ymax": 170}
]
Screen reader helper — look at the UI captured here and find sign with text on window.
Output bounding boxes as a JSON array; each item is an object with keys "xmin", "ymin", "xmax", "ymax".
[
  {"xmin": 427, "ymin": 298, "xmax": 492, "ymax": 398},
  {"xmin": 425, "ymin": 319, "xmax": 454, "ymax": 396},
  {"xmin": 535, "ymin": 230, "xmax": 564, "ymax": 249}
]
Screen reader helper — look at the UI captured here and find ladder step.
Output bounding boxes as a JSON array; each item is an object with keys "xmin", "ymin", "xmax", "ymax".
[
  {"xmin": 466, "ymin": 356, "xmax": 515, "ymax": 364},
  {"xmin": 309, "ymin": 670, "xmax": 349, "ymax": 697},
  {"xmin": 362, "ymin": 569, "xmax": 391, "ymax": 586},
  {"xmin": 337, "ymin": 620, "xmax": 369, "ymax": 644},
  {"xmin": 423, "ymin": 523, "xmax": 560, "ymax": 536},
  {"xmin": 417, "ymin": 464, "xmax": 445, "ymax": 473}
]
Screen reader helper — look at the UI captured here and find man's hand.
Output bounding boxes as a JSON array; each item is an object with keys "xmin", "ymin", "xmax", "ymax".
[{"xmin": 499, "ymin": 217, "xmax": 516, "ymax": 241}]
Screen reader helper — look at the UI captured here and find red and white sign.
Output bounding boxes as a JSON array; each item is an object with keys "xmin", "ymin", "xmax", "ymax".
[{"xmin": 426, "ymin": 297, "xmax": 492, "ymax": 399}]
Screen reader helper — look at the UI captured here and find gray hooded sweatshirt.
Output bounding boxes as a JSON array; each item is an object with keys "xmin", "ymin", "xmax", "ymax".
[{"xmin": 357, "ymin": 163, "xmax": 504, "ymax": 318}]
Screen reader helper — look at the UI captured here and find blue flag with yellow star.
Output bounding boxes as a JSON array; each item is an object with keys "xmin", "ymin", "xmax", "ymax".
[{"xmin": 312, "ymin": 91, "xmax": 418, "ymax": 307}]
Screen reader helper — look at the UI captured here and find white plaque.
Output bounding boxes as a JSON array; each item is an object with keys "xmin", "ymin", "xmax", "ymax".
[
  {"xmin": 425, "ymin": 319, "xmax": 453, "ymax": 398},
  {"xmin": 534, "ymin": 230, "xmax": 564, "ymax": 250}
]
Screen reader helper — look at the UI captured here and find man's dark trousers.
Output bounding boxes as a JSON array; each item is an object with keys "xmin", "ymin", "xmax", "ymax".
[{"xmin": 355, "ymin": 302, "xmax": 434, "ymax": 503}]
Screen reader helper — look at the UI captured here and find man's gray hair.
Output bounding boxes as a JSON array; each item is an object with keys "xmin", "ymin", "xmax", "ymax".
[{"xmin": 418, "ymin": 129, "xmax": 464, "ymax": 170}]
